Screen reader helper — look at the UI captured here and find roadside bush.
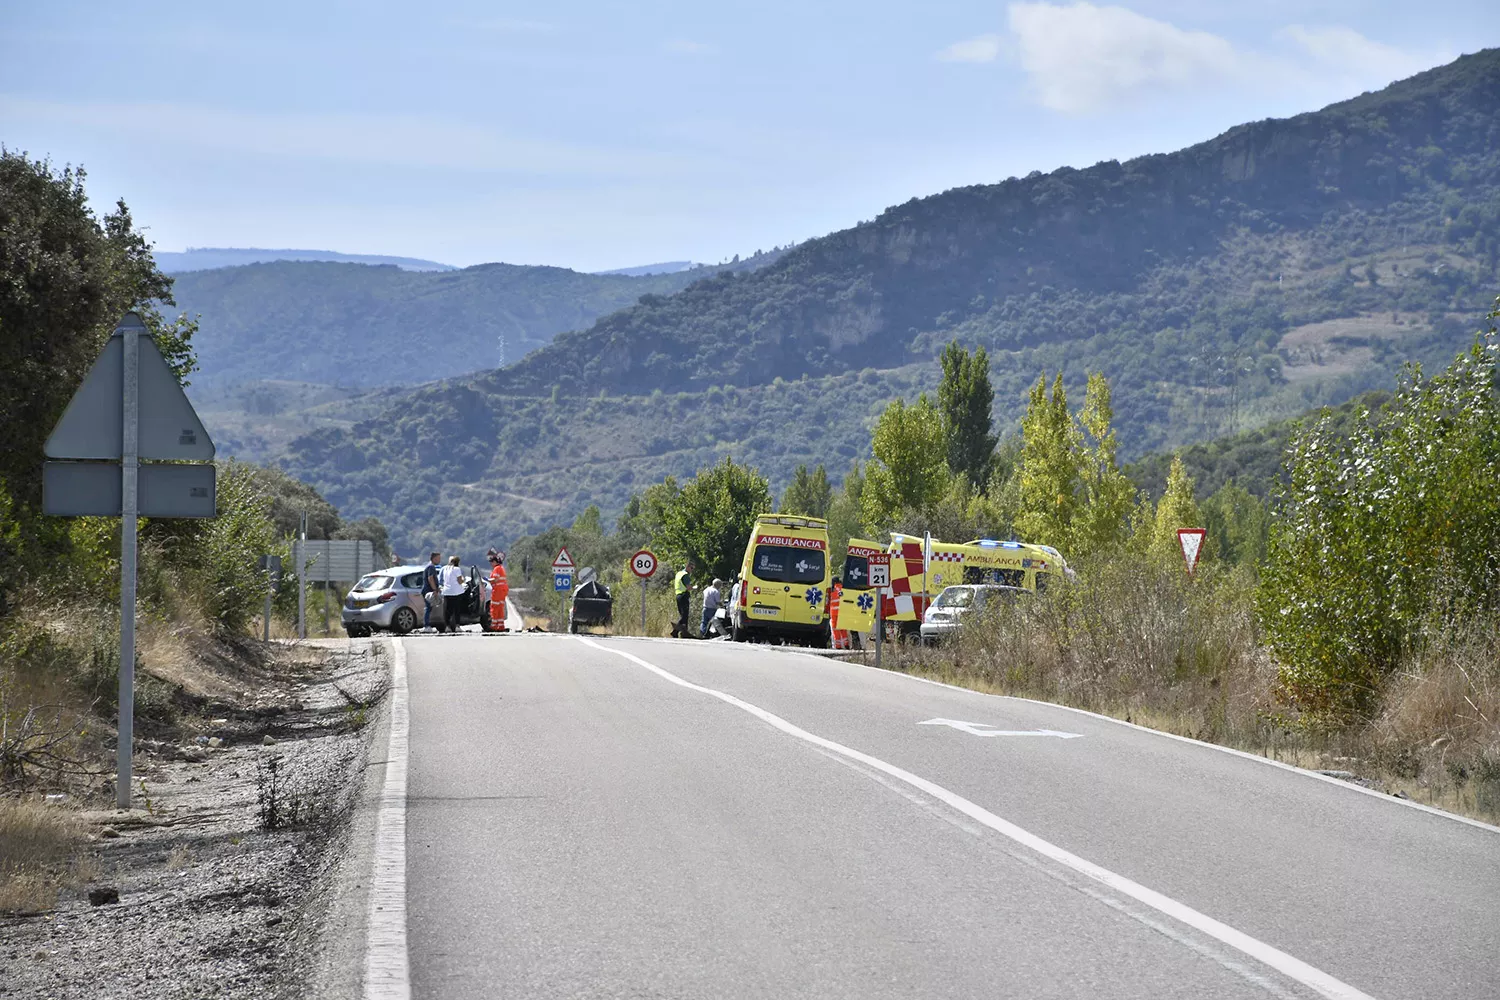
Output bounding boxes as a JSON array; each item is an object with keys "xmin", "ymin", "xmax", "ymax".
[{"xmin": 1258, "ymin": 324, "xmax": 1500, "ymax": 720}]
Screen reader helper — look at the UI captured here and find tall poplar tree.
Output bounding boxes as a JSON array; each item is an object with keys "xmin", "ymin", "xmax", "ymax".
[
  {"xmin": 937, "ymin": 342, "xmax": 997, "ymax": 486},
  {"xmin": 1015, "ymin": 373, "xmax": 1079, "ymax": 551}
]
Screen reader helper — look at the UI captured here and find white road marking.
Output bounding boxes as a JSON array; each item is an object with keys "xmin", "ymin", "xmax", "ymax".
[
  {"xmin": 365, "ymin": 640, "xmax": 411, "ymax": 1000},
  {"xmin": 918, "ymin": 717, "xmax": 1083, "ymax": 738},
  {"xmin": 832, "ymin": 656, "xmax": 1500, "ymax": 836},
  {"xmin": 577, "ymin": 635, "xmax": 1376, "ymax": 1000}
]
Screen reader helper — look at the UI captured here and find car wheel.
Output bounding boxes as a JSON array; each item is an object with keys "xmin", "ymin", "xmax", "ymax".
[{"xmin": 391, "ymin": 607, "xmax": 418, "ymax": 635}]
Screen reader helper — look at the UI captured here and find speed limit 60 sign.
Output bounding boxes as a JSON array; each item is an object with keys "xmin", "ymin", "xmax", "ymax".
[{"xmin": 630, "ymin": 549, "xmax": 658, "ymax": 578}]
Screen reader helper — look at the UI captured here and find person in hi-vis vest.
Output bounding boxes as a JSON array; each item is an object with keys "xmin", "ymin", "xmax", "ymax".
[
  {"xmin": 487, "ymin": 549, "xmax": 509, "ymax": 632},
  {"xmin": 671, "ymin": 561, "xmax": 695, "ymax": 638}
]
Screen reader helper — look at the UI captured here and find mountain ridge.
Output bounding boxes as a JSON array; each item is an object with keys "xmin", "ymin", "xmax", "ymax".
[{"xmin": 265, "ymin": 49, "xmax": 1500, "ymax": 554}]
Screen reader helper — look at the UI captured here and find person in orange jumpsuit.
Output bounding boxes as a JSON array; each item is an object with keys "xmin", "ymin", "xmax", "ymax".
[{"xmin": 487, "ymin": 549, "xmax": 510, "ymax": 632}]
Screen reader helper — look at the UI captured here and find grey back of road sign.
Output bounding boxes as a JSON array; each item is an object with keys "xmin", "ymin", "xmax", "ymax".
[
  {"xmin": 43, "ymin": 461, "xmax": 217, "ymax": 517},
  {"xmin": 44, "ymin": 314, "xmax": 216, "ymax": 461},
  {"xmin": 292, "ymin": 539, "xmax": 377, "ymax": 582}
]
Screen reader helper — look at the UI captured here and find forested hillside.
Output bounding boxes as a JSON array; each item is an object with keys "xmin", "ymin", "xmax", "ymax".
[
  {"xmin": 172, "ymin": 258, "xmax": 741, "ymax": 391},
  {"xmin": 277, "ymin": 50, "xmax": 1500, "ymax": 555}
]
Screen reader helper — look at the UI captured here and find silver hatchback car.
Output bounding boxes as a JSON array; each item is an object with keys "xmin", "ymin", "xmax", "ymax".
[
  {"xmin": 341, "ymin": 565, "xmax": 430, "ymax": 637},
  {"xmin": 919, "ymin": 584, "xmax": 1028, "ymax": 646}
]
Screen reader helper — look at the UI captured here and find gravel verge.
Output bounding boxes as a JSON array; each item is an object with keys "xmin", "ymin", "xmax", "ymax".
[{"xmin": 1, "ymin": 639, "xmax": 390, "ymax": 1000}]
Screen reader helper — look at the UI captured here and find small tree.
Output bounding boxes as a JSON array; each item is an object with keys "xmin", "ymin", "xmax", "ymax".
[
  {"xmin": 1151, "ymin": 455, "xmax": 1201, "ymax": 565},
  {"xmin": 659, "ymin": 458, "xmax": 773, "ymax": 581},
  {"xmin": 861, "ymin": 396, "xmax": 949, "ymax": 532},
  {"xmin": 1071, "ymin": 373, "xmax": 1135, "ymax": 558},
  {"xmin": 780, "ymin": 464, "xmax": 833, "ymax": 519},
  {"xmin": 1015, "ymin": 373, "xmax": 1080, "ymax": 551}
]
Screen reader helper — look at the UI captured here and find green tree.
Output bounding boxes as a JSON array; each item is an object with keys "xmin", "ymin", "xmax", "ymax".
[
  {"xmin": 1071, "ymin": 373, "xmax": 1135, "ymax": 558},
  {"xmin": 1015, "ymin": 373, "xmax": 1080, "ymax": 552},
  {"xmin": 1200, "ymin": 483, "xmax": 1267, "ymax": 567},
  {"xmin": 861, "ymin": 396, "xmax": 949, "ymax": 532},
  {"xmin": 825, "ymin": 463, "xmax": 866, "ymax": 575},
  {"xmin": 572, "ymin": 505, "xmax": 604, "ymax": 538},
  {"xmin": 1259, "ymin": 320, "xmax": 1500, "ymax": 717},
  {"xmin": 1151, "ymin": 455, "xmax": 1202, "ymax": 565},
  {"xmin": 779, "ymin": 464, "xmax": 833, "ymax": 518},
  {"xmin": 616, "ymin": 478, "xmax": 680, "ymax": 548},
  {"xmin": 0, "ymin": 153, "xmax": 197, "ymax": 609},
  {"xmin": 937, "ymin": 342, "xmax": 997, "ymax": 486},
  {"xmin": 659, "ymin": 458, "xmax": 773, "ymax": 581}
]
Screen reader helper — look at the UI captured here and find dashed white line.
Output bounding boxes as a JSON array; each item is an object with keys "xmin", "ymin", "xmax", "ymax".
[
  {"xmin": 576, "ymin": 635, "xmax": 1377, "ymax": 1000},
  {"xmin": 365, "ymin": 640, "xmax": 411, "ymax": 1000}
]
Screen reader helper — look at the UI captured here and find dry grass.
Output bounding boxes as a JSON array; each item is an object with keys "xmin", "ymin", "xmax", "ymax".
[
  {"xmin": 0, "ymin": 798, "xmax": 84, "ymax": 913},
  {"xmin": 874, "ymin": 564, "xmax": 1500, "ymax": 824},
  {"xmin": 165, "ymin": 844, "xmax": 193, "ymax": 870}
]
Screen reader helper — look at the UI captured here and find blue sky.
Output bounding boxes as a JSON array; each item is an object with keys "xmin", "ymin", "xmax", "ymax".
[{"xmin": 3, "ymin": 2, "xmax": 1496, "ymax": 272}]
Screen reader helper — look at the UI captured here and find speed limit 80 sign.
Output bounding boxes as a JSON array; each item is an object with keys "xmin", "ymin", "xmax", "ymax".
[{"xmin": 630, "ymin": 549, "xmax": 658, "ymax": 579}]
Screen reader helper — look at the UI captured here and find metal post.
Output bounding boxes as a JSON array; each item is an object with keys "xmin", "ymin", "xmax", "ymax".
[
  {"xmin": 297, "ymin": 513, "xmax": 307, "ymax": 639},
  {"xmin": 322, "ymin": 539, "xmax": 330, "ymax": 635},
  {"xmin": 117, "ymin": 324, "xmax": 140, "ymax": 810},
  {"xmin": 263, "ymin": 576, "xmax": 272, "ymax": 643},
  {"xmin": 874, "ymin": 589, "xmax": 883, "ymax": 670},
  {"xmin": 640, "ymin": 578, "xmax": 647, "ymax": 635}
]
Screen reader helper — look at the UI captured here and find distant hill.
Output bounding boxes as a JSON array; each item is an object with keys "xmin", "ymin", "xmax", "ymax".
[
  {"xmin": 268, "ymin": 50, "xmax": 1500, "ymax": 555},
  {"xmin": 156, "ymin": 247, "xmax": 454, "ymax": 272},
  {"xmin": 170, "ymin": 260, "xmax": 733, "ymax": 391},
  {"xmin": 594, "ymin": 261, "xmax": 699, "ymax": 276}
]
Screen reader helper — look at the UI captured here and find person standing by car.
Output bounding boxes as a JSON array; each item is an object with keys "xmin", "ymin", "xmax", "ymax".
[
  {"xmin": 486, "ymin": 549, "xmax": 509, "ymax": 632},
  {"xmin": 671, "ymin": 561, "xmax": 695, "ymax": 638},
  {"xmin": 422, "ymin": 552, "xmax": 442, "ymax": 632},
  {"xmin": 699, "ymin": 578, "xmax": 723, "ymax": 638},
  {"xmin": 440, "ymin": 556, "xmax": 467, "ymax": 634}
]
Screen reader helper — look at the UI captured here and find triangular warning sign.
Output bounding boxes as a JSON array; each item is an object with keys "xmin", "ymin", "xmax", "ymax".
[
  {"xmin": 1177, "ymin": 528, "xmax": 1206, "ymax": 576},
  {"xmin": 552, "ymin": 546, "xmax": 575, "ymax": 570},
  {"xmin": 45, "ymin": 313, "xmax": 215, "ymax": 462}
]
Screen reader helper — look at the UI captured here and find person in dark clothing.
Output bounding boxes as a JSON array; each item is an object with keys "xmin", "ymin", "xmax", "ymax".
[{"xmin": 422, "ymin": 552, "xmax": 442, "ymax": 631}]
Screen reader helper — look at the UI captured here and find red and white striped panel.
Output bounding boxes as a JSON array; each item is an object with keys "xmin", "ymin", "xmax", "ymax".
[{"xmin": 931, "ymin": 551, "xmax": 963, "ymax": 563}]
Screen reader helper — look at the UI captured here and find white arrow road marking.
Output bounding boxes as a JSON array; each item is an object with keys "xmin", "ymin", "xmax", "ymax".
[
  {"xmin": 919, "ymin": 718, "xmax": 1083, "ymax": 739},
  {"xmin": 577, "ymin": 635, "xmax": 1375, "ymax": 1000}
]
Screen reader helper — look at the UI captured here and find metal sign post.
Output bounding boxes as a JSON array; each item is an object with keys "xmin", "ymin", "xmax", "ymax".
[
  {"xmin": 258, "ymin": 555, "xmax": 282, "ymax": 642},
  {"xmin": 868, "ymin": 554, "xmax": 889, "ymax": 671},
  {"xmin": 297, "ymin": 514, "xmax": 308, "ymax": 639},
  {"xmin": 41, "ymin": 312, "xmax": 217, "ymax": 810},
  {"xmin": 118, "ymin": 325, "xmax": 139, "ymax": 811},
  {"xmin": 630, "ymin": 549, "xmax": 657, "ymax": 636}
]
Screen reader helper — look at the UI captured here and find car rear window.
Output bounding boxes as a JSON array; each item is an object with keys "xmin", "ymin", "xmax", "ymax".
[
  {"xmin": 355, "ymin": 574, "xmax": 393, "ymax": 592},
  {"xmin": 752, "ymin": 545, "xmax": 825, "ymax": 584}
]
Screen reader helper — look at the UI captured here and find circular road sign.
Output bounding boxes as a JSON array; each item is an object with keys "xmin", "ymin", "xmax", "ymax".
[{"xmin": 630, "ymin": 549, "xmax": 658, "ymax": 579}]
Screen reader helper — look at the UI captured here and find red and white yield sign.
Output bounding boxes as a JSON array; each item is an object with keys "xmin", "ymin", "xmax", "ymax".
[
  {"xmin": 630, "ymin": 549, "xmax": 658, "ymax": 579},
  {"xmin": 1177, "ymin": 528, "xmax": 1207, "ymax": 576}
]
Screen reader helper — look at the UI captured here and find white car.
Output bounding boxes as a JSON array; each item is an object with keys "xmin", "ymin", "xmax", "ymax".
[{"xmin": 919, "ymin": 584, "xmax": 1028, "ymax": 646}]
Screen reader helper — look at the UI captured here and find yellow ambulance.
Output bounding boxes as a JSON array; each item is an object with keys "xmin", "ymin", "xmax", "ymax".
[
  {"xmin": 733, "ymin": 514, "xmax": 832, "ymax": 647},
  {"xmin": 879, "ymin": 535, "xmax": 1067, "ymax": 639}
]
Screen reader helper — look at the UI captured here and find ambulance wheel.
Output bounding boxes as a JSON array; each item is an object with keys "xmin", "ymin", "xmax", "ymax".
[
  {"xmin": 481, "ymin": 610, "xmax": 492, "ymax": 632},
  {"xmin": 813, "ymin": 623, "xmax": 832, "ymax": 650},
  {"xmin": 391, "ymin": 607, "xmax": 418, "ymax": 635}
]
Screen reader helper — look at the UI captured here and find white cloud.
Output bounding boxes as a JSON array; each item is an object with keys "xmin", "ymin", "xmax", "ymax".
[
  {"xmin": 1007, "ymin": 3, "xmax": 1242, "ymax": 113},
  {"xmin": 937, "ymin": 34, "xmax": 1003, "ymax": 64},
  {"xmin": 1279, "ymin": 24, "xmax": 1430, "ymax": 81},
  {"xmin": 1000, "ymin": 3, "xmax": 1446, "ymax": 115},
  {"xmin": 0, "ymin": 96, "xmax": 689, "ymax": 178}
]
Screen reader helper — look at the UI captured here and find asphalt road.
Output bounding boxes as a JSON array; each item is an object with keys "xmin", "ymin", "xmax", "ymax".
[{"xmin": 401, "ymin": 634, "xmax": 1500, "ymax": 1000}]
